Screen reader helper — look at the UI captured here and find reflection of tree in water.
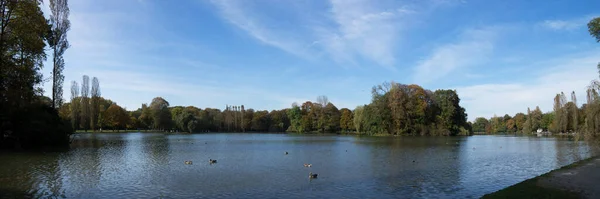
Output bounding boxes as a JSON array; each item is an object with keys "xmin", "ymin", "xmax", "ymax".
[
  {"xmin": 366, "ymin": 137, "xmax": 462, "ymax": 198},
  {"xmin": 119, "ymin": 133, "xmax": 171, "ymax": 196},
  {"xmin": 61, "ymin": 133, "xmax": 111, "ymax": 197},
  {"xmin": 142, "ymin": 133, "xmax": 171, "ymax": 186},
  {"xmin": 554, "ymin": 137, "xmax": 600, "ymax": 168},
  {"xmin": 0, "ymin": 152, "xmax": 66, "ymax": 198}
]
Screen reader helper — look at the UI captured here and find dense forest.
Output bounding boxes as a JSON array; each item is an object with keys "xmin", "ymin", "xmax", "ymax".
[
  {"xmin": 472, "ymin": 16, "xmax": 600, "ymax": 137},
  {"xmin": 61, "ymin": 79, "xmax": 471, "ymax": 136},
  {"xmin": 0, "ymin": 0, "xmax": 72, "ymax": 150}
]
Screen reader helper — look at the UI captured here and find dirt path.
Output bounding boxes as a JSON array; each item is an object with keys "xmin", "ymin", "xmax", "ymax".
[
  {"xmin": 537, "ymin": 157, "xmax": 600, "ymax": 198},
  {"xmin": 482, "ymin": 156, "xmax": 600, "ymax": 199}
]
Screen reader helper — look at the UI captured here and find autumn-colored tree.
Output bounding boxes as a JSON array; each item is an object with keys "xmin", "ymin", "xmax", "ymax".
[
  {"xmin": 321, "ymin": 103, "xmax": 340, "ymax": 132},
  {"xmin": 300, "ymin": 101, "xmax": 315, "ymax": 132},
  {"xmin": 138, "ymin": 103, "xmax": 153, "ymax": 129},
  {"xmin": 339, "ymin": 108, "xmax": 354, "ymax": 132},
  {"xmin": 513, "ymin": 113, "xmax": 526, "ymax": 133},
  {"xmin": 506, "ymin": 119, "xmax": 515, "ymax": 133},
  {"xmin": 105, "ymin": 104, "xmax": 129, "ymax": 131},
  {"xmin": 571, "ymin": 91, "xmax": 578, "ymax": 131}
]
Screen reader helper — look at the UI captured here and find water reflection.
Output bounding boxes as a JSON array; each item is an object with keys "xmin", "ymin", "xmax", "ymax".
[{"xmin": 0, "ymin": 133, "xmax": 597, "ymax": 198}]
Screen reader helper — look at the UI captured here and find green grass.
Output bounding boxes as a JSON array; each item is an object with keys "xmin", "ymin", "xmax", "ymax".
[{"xmin": 480, "ymin": 157, "xmax": 600, "ymax": 199}]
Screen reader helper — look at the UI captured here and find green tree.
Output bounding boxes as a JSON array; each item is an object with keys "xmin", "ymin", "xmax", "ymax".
[
  {"xmin": 49, "ymin": 0, "xmax": 70, "ymax": 109},
  {"xmin": 472, "ymin": 117, "xmax": 489, "ymax": 133},
  {"xmin": 90, "ymin": 77, "xmax": 100, "ymax": 131},
  {"xmin": 433, "ymin": 89, "xmax": 467, "ymax": 136},
  {"xmin": 353, "ymin": 106, "xmax": 365, "ymax": 133},
  {"xmin": 287, "ymin": 104, "xmax": 302, "ymax": 132},
  {"xmin": 251, "ymin": 110, "xmax": 269, "ymax": 131},
  {"xmin": 69, "ymin": 81, "xmax": 79, "ymax": 130},
  {"xmin": 0, "ymin": 0, "xmax": 72, "ymax": 149},
  {"xmin": 322, "ymin": 102, "xmax": 340, "ymax": 132},
  {"xmin": 80, "ymin": 75, "xmax": 90, "ymax": 131},
  {"xmin": 174, "ymin": 108, "xmax": 197, "ymax": 132},
  {"xmin": 149, "ymin": 97, "xmax": 171, "ymax": 131},
  {"xmin": 269, "ymin": 109, "xmax": 289, "ymax": 132},
  {"xmin": 242, "ymin": 108, "xmax": 255, "ymax": 132},
  {"xmin": 541, "ymin": 112, "xmax": 554, "ymax": 131},
  {"xmin": 588, "ymin": 17, "xmax": 600, "ymax": 42},
  {"xmin": 571, "ymin": 91, "xmax": 578, "ymax": 132}
]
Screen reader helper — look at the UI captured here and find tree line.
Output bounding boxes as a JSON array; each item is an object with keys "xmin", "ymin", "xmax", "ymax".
[
  {"xmin": 473, "ymin": 17, "xmax": 600, "ymax": 138},
  {"xmin": 60, "ymin": 81, "xmax": 471, "ymax": 136},
  {"xmin": 0, "ymin": 0, "xmax": 72, "ymax": 150}
]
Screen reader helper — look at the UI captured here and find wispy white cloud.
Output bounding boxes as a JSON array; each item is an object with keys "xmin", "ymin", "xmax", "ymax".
[
  {"xmin": 542, "ymin": 20, "xmax": 583, "ymax": 30},
  {"xmin": 210, "ymin": 0, "xmax": 419, "ymax": 68},
  {"xmin": 457, "ymin": 50, "xmax": 600, "ymax": 121},
  {"xmin": 320, "ymin": 0, "xmax": 413, "ymax": 67},
  {"xmin": 209, "ymin": 0, "xmax": 313, "ymax": 58},
  {"xmin": 540, "ymin": 15, "xmax": 597, "ymax": 31},
  {"xmin": 413, "ymin": 27, "xmax": 495, "ymax": 83}
]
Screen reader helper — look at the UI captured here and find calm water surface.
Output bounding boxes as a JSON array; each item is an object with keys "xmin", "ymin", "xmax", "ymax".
[{"xmin": 0, "ymin": 133, "xmax": 598, "ymax": 198}]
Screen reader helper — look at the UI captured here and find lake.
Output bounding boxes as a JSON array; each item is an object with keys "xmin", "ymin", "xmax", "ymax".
[{"xmin": 0, "ymin": 133, "xmax": 598, "ymax": 198}]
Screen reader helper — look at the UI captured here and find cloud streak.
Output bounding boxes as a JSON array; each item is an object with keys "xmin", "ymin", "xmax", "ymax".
[
  {"xmin": 210, "ymin": 0, "xmax": 417, "ymax": 68},
  {"xmin": 413, "ymin": 27, "xmax": 495, "ymax": 84},
  {"xmin": 540, "ymin": 15, "xmax": 597, "ymax": 31}
]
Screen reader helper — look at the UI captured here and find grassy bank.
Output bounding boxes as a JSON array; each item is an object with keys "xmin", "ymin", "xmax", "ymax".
[{"xmin": 481, "ymin": 156, "xmax": 599, "ymax": 199}]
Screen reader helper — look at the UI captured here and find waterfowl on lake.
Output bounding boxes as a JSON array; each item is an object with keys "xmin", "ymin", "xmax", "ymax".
[
  {"xmin": 303, "ymin": 164, "xmax": 312, "ymax": 167},
  {"xmin": 285, "ymin": 151, "xmax": 288, "ymax": 155},
  {"xmin": 184, "ymin": 161, "xmax": 193, "ymax": 165},
  {"xmin": 209, "ymin": 159, "xmax": 217, "ymax": 163},
  {"xmin": 309, "ymin": 172, "xmax": 318, "ymax": 178}
]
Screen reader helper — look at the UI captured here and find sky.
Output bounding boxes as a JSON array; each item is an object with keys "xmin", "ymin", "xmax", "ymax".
[{"xmin": 39, "ymin": 0, "xmax": 600, "ymax": 121}]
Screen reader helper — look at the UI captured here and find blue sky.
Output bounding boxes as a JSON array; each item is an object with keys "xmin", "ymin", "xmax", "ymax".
[{"xmin": 40, "ymin": 0, "xmax": 600, "ymax": 121}]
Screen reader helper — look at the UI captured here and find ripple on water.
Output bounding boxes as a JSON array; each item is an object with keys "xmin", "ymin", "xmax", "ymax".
[{"xmin": 0, "ymin": 134, "xmax": 598, "ymax": 198}]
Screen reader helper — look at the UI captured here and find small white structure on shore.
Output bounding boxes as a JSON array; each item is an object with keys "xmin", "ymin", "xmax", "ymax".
[{"xmin": 537, "ymin": 128, "xmax": 543, "ymax": 133}]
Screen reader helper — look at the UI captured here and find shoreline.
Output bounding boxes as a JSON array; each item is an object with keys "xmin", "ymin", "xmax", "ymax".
[{"xmin": 481, "ymin": 156, "xmax": 600, "ymax": 199}]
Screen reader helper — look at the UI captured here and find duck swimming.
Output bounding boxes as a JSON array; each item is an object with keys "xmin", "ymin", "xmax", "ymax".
[
  {"xmin": 303, "ymin": 164, "xmax": 312, "ymax": 167},
  {"xmin": 309, "ymin": 172, "xmax": 318, "ymax": 178},
  {"xmin": 184, "ymin": 161, "xmax": 193, "ymax": 165},
  {"xmin": 209, "ymin": 159, "xmax": 217, "ymax": 164}
]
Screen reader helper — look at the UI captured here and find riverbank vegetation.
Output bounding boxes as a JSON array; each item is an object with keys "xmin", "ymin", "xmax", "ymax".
[
  {"xmin": 60, "ymin": 82, "xmax": 470, "ymax": 136},
  {"xmin": 472, "ymin": 16, "xmax": 600, "ymax": 139},
  {"xmin": 0, "ymin": 0, "xmax": 73, "ymax": 150}
]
